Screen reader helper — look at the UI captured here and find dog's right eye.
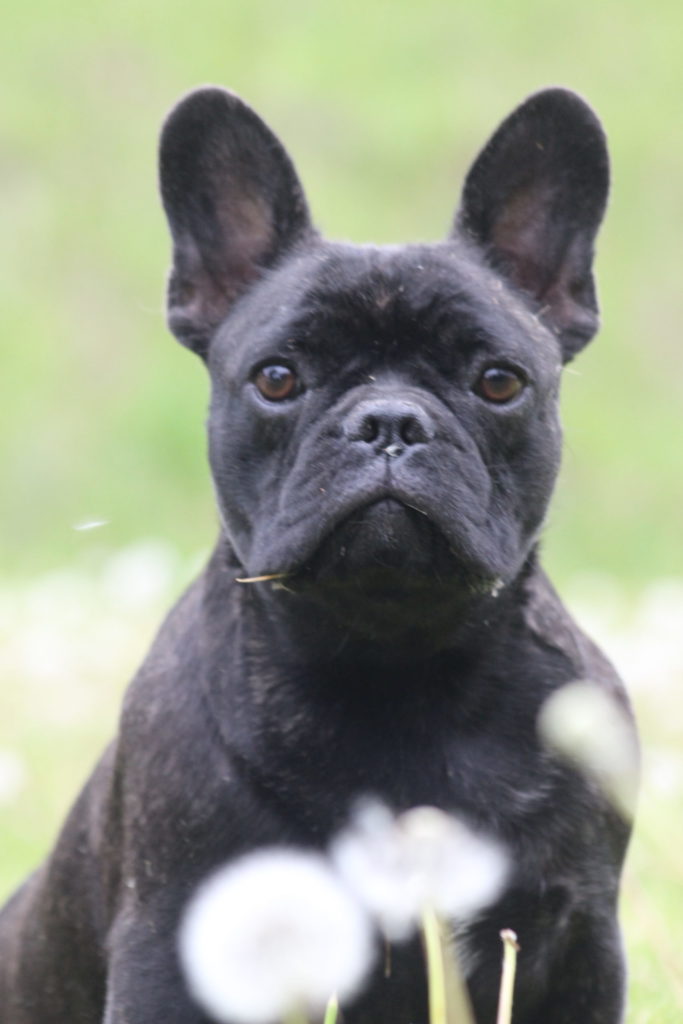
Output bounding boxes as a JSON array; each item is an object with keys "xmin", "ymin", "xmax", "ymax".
[
  {"xmin": 253, "ymin": 364, "xmax": 299, "ymax": 402},
  {"xmin": 474, "ymin": 366, "xmax": 526, "ymax": 404}
]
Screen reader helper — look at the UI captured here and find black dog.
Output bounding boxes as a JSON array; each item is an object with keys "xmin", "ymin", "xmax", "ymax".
[{"xmin": 0, "ymin": 87, "xmax": 637, "ymax": 1023}]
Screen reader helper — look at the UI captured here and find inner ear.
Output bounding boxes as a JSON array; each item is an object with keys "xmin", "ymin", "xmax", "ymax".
[
  {"xmin": 159, "ymin": 87, "xmax": 315, "ymax": 357},
  {"xmin": 453, "ymin": 88, "xmax": 609, "ymax": 362}
]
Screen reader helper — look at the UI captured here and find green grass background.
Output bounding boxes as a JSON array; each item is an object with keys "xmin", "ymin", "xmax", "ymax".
[
  {"xmin": 2, "ymin": 0, "xmax": 682, "ymax": 584},
  {"xmin": 1, "ymin": 0, "xmax": 682, "ymax": 1019}
]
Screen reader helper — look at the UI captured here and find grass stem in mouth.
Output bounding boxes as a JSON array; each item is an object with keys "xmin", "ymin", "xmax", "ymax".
[{"xmin": 235, "ymin": 573, "xmax": 289, "ymax": 583}]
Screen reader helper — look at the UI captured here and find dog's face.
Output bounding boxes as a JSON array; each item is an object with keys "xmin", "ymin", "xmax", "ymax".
[
  {"xmin": 159, "ymin": 88, "xmax": 608, "ymax": 633},
  {"xmin": 206, "ymin": 243, "xmax": 562, "ymax": 597}
]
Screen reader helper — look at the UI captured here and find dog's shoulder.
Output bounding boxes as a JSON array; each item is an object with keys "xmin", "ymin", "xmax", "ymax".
[
  {"xmin": 123, "ymin": 573, "xmax": 205, "ymax": 701},
  {"xmin": 114, "ymin": 573, "xmax": 216, "ymax": 796},
  {"xmin": 523, "ymin": 568, "xmax": 627, "ymax": 700}
]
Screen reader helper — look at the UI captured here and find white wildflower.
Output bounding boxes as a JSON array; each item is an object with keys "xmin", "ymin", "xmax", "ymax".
[
  {"xmin": 178, "ymin": 848, "xmax": 374, "ymax": 1024},
  {"xmin": 331, "ymin": 802, "xmax": 508, "ymax": 940},
  {"xmin": 537, "ymin": 680, "xmax": 639, "ymax": 819}
]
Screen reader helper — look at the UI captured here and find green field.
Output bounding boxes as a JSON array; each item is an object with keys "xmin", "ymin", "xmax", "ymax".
[{"xmin": 1, "ymin": 1, "xmax": 682, "ymax": 1019}]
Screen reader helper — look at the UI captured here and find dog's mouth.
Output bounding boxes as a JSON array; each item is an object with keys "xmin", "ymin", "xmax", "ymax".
[
  {"xmin": 305, "ymin": 498, "xmax": 448, "ymax": 575},
  {"xmin": 237, "ymin": 490, "xmax": 509, "ymax": 643},
  {"xmin": 238, "ymin": 472, "xmax": 511, "ymax": 615},
  {"xmin": 286, "ymin": 497, "xmax": 488, "ymax": 596},
  {"xmin": 273, "ymin": 497, "xmax": 500, "ymax": 643}
]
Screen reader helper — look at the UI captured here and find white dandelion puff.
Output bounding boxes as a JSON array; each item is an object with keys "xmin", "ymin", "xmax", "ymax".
[
  {"xmin": 331, "ymin": 802, "xmax": 508, "ymax": 941},
  {"xmin": 178, "ymin": 848, "xmax": 375, "ymax": 1024},
  {"xmin": 537, "ymin": 680, "xmax": 639, "ymax": 820},
  {"xmin": 100, "ymin": 541, "xmax": 178, "ymax": 610},
  {"xmin": 0, "ymin": 749, "xmax": 26, "ymax": 805}
]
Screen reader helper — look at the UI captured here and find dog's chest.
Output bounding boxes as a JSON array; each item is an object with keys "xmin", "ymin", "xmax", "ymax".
[{"xmin": 248, "ymin": 675, "xmax": 553, "ymax": 841}]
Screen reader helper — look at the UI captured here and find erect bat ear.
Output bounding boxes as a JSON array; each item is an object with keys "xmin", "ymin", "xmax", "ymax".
[
  {"xmin": 159, "ymin": 87, "xmax": 315, "ymax": 358},
  {"xmin": 453, "ymin": 88, "xmax": 609, "ymax": 362}
]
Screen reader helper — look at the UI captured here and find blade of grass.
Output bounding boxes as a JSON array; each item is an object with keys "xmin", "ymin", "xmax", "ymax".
[{"xmin": 235, "ymin": 573, "xmax": 288, "ymax": 583}]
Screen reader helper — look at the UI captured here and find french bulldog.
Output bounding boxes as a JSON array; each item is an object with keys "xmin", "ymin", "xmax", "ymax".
[{"xmin": 0, "ymin": 86, "xmax": 637, "ymax": 1024}]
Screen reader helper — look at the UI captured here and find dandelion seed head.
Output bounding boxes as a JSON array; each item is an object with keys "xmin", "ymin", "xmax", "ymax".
[
  {"xmin": 0, "ymin": 749, "xmax": 26, "ymax": 804},
  {"xmin": 179, "ymin": 848, "xmax": 374, "ymax": 1024},
  {"xmin": 538, "ymin": 680, "xmax": 639, "ymax": 819},
  {"xmin": 100, "ymin": 541, "xmax": 178, "ymax": 610},
  {"xmin": 331, "ymin": 802, "xmax": 508, "ymax": 940}
]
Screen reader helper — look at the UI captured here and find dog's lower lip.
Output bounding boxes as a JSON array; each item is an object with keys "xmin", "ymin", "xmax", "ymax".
[
  {"xmin": 319, "ymin": 493, "xmax": 435, "ymax": 547},
  {"xmin": 257, "ymin": 489, "xmax": 474, "ymax": 586},
  {"xmin": 290, "ymin": 496, "xmax": 458, "ymax": 582}
]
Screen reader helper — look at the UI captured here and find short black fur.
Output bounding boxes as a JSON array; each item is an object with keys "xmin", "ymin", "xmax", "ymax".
[{"xmin": 0, "ymin": 86, "xmax": 637, "ymax": 1024}]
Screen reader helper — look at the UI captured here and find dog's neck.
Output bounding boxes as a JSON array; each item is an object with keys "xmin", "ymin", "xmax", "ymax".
[{"xmin": 194, "ymin": 536, "xmax": 543, "ymax": 835}]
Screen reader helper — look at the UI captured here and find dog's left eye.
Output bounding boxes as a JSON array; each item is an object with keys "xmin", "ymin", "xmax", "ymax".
[
  {"xmin": 253, "ymin": 364, "xmax": 299, "ymax": 402},
  {"xmin": 474, "ymin": 366, "xmax": 526, "ymax": 404}
]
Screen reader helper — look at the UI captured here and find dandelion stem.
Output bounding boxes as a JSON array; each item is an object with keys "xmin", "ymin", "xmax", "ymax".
[
  {"xmin": 422, "ymin": 906, "xmax": 448, "ymax": 1024},
  {"xmin": 496, "ymin": 929, "xmax": 520, "ymax": 1024},
  {"xmin": 421, "ymin": 907, "xmax": 476, "ymax": 1024},
  {"xmin": 323, "ymin": 992, "xmax": 339, "ymax": 1024},
  {"xmin": 284, "ymin": 1007, "xmax": 309, "ymax": 1024},
  {"xmin": 384, "ymin": 939, "xmax": 392, "ymax": 979}
]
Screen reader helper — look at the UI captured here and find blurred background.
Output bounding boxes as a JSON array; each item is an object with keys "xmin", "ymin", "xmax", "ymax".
[{"xmin": 1, "ymin": 1, "xmax": 681, "ymax": 1019}]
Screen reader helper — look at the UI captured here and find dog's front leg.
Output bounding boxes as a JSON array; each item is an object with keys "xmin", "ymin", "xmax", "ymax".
[
  {"xmin": 524, "ymin": 912, "xmax": 626, "ymax": 1024},
  {"xmin": 103, "ymin": 903, "xmax": 205, "ymax": 1024}
]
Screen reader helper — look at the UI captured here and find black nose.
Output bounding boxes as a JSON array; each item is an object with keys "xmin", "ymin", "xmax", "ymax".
[{"xmin": 343, "ymin": 399, "xmax": 435, "ymax": 456}]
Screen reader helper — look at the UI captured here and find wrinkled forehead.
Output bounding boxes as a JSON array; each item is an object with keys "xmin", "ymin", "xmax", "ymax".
[{"xmin": 219, "ymin": 240, "xmax": 560, "ymax": 368}]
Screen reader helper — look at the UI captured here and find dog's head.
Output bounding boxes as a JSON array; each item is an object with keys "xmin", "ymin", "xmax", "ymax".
[{"xmin": 159, "ymin": 88, "xmax": 608, "ymax": 631}]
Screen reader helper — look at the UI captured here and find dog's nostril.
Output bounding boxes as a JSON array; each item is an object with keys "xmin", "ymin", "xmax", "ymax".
[
  {"xmin": 359, "ymin": 415, "xmax": 380, "ymax": 443},
  {"xmin": 344, "ymin": 400, "xmax": 435, "ymax": 449},
  {"xmin": 400, "ymin": 415, "xmax": 429, "ymax": 446}
]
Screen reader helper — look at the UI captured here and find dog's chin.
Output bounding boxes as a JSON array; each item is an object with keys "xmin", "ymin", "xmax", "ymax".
[
  {"xmin": 306, "ymin": 499, "xmax": 451, "ymax": 577},
  {"xmin": 284, "ymin": 499, "xmax": 497, "ymax": 642}
]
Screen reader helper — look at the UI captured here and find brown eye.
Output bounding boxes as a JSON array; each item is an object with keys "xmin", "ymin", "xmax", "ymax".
[
  {"xmin": 254, "ymin": 364, "xmax": 298, "ymax": 402},
  {"xmin": 475, "ymin": 366, "xmax": 525, "ymax": 404}
]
